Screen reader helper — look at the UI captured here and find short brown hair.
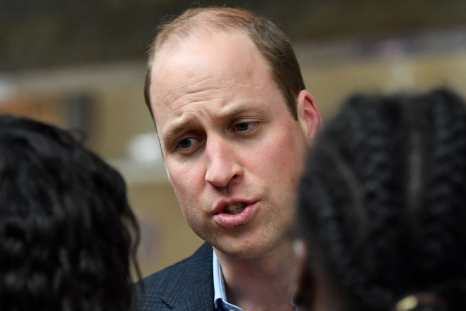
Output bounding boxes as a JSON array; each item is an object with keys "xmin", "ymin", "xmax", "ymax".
[{"xmin": 144, "ymin": 7, "xmax": 305, "ymax": 121}]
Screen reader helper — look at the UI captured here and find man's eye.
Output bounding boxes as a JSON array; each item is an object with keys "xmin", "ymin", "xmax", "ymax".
[
  {"xmin": 235, "ymin": 122, "xmax": 253, "ymax": 132},
  {"xmin": 178, "ymin": 138, "xmax": 194, "ymax": 149}
]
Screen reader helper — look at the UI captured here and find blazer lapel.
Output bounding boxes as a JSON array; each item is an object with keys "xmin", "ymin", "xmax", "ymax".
[{"xmin": 162, "ymin": 243, "xmax": 215, "ymax": 311}]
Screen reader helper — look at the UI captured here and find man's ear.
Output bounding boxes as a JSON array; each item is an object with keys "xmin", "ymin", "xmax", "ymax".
[
  {"xmin": 296, "ymin": 90, "xmax": 323, "ymax": 146},
  {"xmin": 292, "ymin": 239, "xmax": 316, "ymax": 309}
]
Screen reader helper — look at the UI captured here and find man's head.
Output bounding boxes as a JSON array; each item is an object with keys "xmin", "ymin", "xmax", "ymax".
[
  {"xmin": 146, "ymin": 7, "xmax": 322, "ymax": 259},
  {"xmin": 0, "ymin": 115, "xmax": 140, "ymax": 311},
  {"xmin": 144, "ymin": 7, "xmax": 306, "ymax": 121}
]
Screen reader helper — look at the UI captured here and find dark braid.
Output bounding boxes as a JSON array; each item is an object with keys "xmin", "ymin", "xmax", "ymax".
[
  {"xmin": 297, "ymin": 88, "xmax": 466, "ymax": 311},
  {"xmin": 415, "ymin": 91, "xmax": 466, "ymax": 303}
]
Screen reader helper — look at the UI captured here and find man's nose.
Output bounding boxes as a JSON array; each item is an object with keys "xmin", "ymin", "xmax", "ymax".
[{"xmin": 204, "ymin": 137, "xmax": 242, "ymax": 188}]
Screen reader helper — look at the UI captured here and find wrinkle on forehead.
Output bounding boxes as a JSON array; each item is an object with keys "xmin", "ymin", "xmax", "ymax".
[
  {"xmin": 154, "ymin": 76, "xmax": 229, "ymax": 111},
  {"xmin": 155, "ymin": 75, "xmax": 267, "ymax": 117},
  {"xmin": 166, "ymin": 92, "xmax": 235, "ymax": 120}
]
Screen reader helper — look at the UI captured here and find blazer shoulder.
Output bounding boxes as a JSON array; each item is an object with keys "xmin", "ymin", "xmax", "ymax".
[
  {"xmin": 143, "ymin": 242, "xmax": 212, "ymax": 288},
  {"xmin": 133, "ymin": 243, "xmax": 214, "ymax": 311}
]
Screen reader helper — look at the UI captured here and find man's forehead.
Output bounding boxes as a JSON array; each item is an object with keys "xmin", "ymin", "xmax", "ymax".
[
  {"xmin": 150, "ymin": 28, "xmax": 264, "ymax": 83},
  {"xmin": 149, "ymin": 31, "xmax": 271, "ymax": 113},
  {"xmin": 152, "ymin": 79, "xmax": 270, "ymax": 132}
]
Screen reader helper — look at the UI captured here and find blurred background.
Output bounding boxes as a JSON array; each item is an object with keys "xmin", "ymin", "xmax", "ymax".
[{"xmin": 2, "ymin": 0, "xmax": 466, "ymax": 278}]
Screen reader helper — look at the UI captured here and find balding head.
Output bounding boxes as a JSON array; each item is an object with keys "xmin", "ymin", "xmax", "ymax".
[{"xmin": 144, "ymin": 7, "xmax": 305, "ymax": 123}]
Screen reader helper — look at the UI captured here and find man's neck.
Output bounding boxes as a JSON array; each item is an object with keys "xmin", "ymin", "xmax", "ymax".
[{"xmin": 214, "ymin": 241, "xmax": 298, "ymax": 311}]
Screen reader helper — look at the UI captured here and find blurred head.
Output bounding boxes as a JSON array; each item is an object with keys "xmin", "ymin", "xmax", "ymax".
[
  {"xmin": 0, "ymin": 115, "xmax": 140, "ymax": 311},
  {"xmin": 294, "ymin": 89, "xmax": 466, "ymax": 311},
  {"xmin": 144, "ymin": 6, "xmax": 307, "ymax": 122}
]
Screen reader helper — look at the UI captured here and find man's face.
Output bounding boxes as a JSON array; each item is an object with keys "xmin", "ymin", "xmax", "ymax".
[{"xmin": 150, "ymin": 31, "xmax": 311, "ymax": 258}]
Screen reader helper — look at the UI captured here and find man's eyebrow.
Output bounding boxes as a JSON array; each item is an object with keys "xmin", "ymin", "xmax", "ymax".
[
  {"xmin": 222, "ymin": 104, "xmax": 268, "ymax": 118},
  {"xmin": 223, "ymin": 106, "xmax": 248, "ymax": 118},
  {"xmin": 163, "ymin": 119, "xmax": 194, "ymax": 143}
]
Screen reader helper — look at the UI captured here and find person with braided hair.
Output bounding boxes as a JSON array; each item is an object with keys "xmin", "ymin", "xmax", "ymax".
[
  {"xmin": 0, "ymin": 115, "xmax": 141, "ymax": 311},
  {"xmin": 292, "ymin": 88, "xmax": 466, "ymax": 311}
]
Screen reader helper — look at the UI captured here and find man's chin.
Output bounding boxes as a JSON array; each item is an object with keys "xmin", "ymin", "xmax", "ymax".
[{"xmin": 211, "ymin": 240, "xmax": 280, "ymax": 260}]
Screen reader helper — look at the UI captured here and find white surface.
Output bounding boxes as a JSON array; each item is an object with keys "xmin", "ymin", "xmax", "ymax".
[
  {"xmin": 128, "ymin": 132, "xmax": 162, "ymax": 163},
  {"xmin": 108, "ymin": 158, "xmax": 169, "ymax": 184}
]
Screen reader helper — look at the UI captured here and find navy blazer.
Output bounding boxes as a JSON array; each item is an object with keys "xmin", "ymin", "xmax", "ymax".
[{"xmin": 132, "ymin": 243, "xmax": 215, "ymax": 311}]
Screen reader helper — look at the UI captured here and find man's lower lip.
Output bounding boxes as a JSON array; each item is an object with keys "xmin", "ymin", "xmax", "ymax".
[{"xmin": 213, "ymin": 202, "xmax": 257, "ymax": 228}]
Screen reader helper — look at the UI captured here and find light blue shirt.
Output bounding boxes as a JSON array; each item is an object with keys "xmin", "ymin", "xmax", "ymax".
[
  {"xmin": 213, "ymin": 250, "xmax": 244, "ymax": 311},
  {"xmin": 212, "ymin": 250, "xmax": 298, "ymax": 311}
]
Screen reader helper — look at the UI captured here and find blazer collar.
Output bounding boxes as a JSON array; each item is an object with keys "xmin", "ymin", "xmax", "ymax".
[{"xmin": 163, "ymin": 243, "xmax": 215, "ymax": 311}]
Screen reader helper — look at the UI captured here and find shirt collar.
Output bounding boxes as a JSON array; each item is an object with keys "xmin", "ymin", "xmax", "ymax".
[
  {"xmin": 213, "ymin": 250, "xmax": 226, "ymax": 309},
  {"xmin": 213, "ymin": 250, "xmax": 298, "ymax": 311},
  {"xmin": 213, "ymin": 251, "xmax": 245, "ymax": 311}
]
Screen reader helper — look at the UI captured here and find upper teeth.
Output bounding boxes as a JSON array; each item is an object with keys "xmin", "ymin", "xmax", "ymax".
[{"xmin": 225, "ymin": 203, "xmax": 246, "ymax": 215}]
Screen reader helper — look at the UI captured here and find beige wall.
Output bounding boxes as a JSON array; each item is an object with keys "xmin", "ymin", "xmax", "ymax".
[
  {"xmin": 128, "ymin": 182, "xmax": 203, "ymax": 278},
  {"xmin": 301, "ymin": 52, "xmax": 466, "ymax": 120}
]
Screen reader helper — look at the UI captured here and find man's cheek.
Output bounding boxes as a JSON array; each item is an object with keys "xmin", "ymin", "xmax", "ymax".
[
  {"xmin": 266, "ymin": 142, "xmax": 300, "ymax": 171},
  {"xmin": 170, "ymin": 167, "xmax": 201, "ymax": 197}
]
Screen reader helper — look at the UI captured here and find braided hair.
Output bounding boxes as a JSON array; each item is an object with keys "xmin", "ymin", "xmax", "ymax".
[
  {"xmin": 297, "ymin": 89, "xmax": 466, "ymax": 311},
  {"xmin": 0, "ymin": 115, "xmax": 141, "ymax": 311}
]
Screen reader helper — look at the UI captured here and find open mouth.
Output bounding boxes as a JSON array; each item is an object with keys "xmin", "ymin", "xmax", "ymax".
[{"xmin": 224, "ymin": 202, "xmax": 247, "ymax": 215}]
